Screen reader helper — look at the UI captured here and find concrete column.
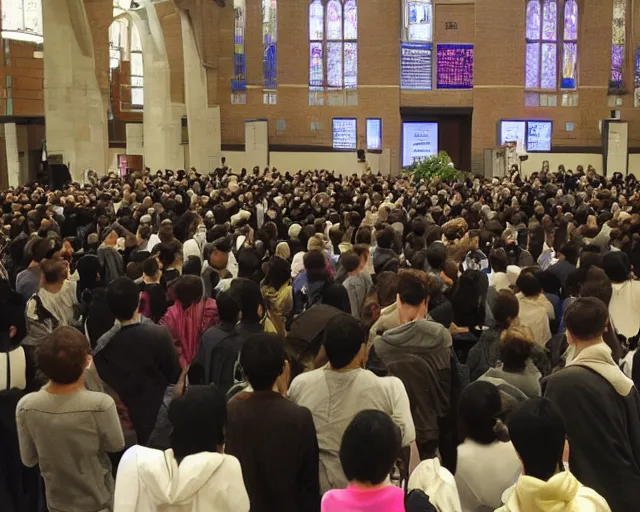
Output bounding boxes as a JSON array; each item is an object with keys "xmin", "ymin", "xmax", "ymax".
[
  {"xmin": 5, "ymin": 123, "xmax": 20, "ymax": 187},
  {"xmin": 42, "ymin": 0, "xmax": 108, "ymax": 180},
  {"xmin": 181, "ymin": 11, "xmax": 221, "ymax": 173}
]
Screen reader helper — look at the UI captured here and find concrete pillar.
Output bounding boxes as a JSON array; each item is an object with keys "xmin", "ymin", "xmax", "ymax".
[
  {"xmin": 5, "ymin": 123, "xmax": 20, "ymax": 187},
  {"xmin": 181, "ymin": 11, "xmax": 221, "ymax": 173},
  {"xmin": 42, "ymin": 0, "xmax": 108, "ymax": 180}
]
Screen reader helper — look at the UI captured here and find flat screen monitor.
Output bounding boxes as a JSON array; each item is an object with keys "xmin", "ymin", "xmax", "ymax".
[
  {"xmin": 402, "ymin": 122, "xmax": 438, "ymax": 167},
  {"xmin": 332, "ymin": 118, "xmax": 357, "ymax": 150},
  {"xmin": 527, "ymin": 121, "xmax": 553, "ymax": 152},
  {"xmin": 366, "ymin": 118, "xmax": 382, "ymax": 150},
  {"xmin": 500, "ymin": 120, "xmax": 526, "ymax": 145}
]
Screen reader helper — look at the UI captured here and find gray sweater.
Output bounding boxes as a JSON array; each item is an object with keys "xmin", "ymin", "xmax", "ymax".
[{"xmin": 16, "ymin": 388, "xmax": 125, "ymax": 512}]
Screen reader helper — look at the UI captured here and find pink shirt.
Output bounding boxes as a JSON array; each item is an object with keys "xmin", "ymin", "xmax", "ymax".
[{"xmin": 321, "ymin": 484, "xmax": 405, "ymax": 512}]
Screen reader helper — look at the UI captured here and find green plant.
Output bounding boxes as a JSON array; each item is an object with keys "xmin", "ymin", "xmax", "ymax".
[{"xmin": 406, "ymin": 151, "xmax": 464, "ymax": 182}]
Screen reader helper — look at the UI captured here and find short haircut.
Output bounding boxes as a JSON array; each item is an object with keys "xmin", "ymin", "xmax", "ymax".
[
  {"xmin": 559, "ymin": 242, "xmax": 579, "ymax": 265},
  {"xmin": 355, "ymin": 226, "xmax": 372, "ymax": 245},
  {"xmin": 499, "ymin": 326, "xmax": 534, "ymax": 372},
  {"xmin": 602, "ymin": 251, "xmax": 630, "ymax": 283},
  {"xmin": 169, "ymin": 385, "xmax": 227, "ymax": 462},
  {"xmin": 564, "ymin": 296, "xmax": 609, "ymax": 341},
  {"xmin": 397, "ymin": 271, "xmax": 429, "ymax": 306},
  {"xmin": 579, "ymin": 267, "xmax": 612, "ymax": 306},
  {"xmin": 489, "ymin": 248, "xmax": 508, "ymax": 273},
  {"xmin": 377, "ymin": 271, "xmax": 399, "ymax": 308},
  {"xmin": 516, "ymin": 271, "xmax": 542, "ymax": 297},
  {"xmin": 172, "ymin": 275, "xmax": 204, "ymax": 308},
  {"xmin": 508, "ymin": 398, "xmax": 566, "ymax": 481},
  {"xmin": 352, "ymin": 244, "xmax": 370, "ymax": 261},
  {"xmin": 216, "ymin": 290, "xmax": 239, "ymax": 324},
  {"xmin": 36, "ymin": 326, "xmax": 88, "ymax": 384},
  {"xmin": 426, "ymin": 244, "xmax": 446, "ymax": 271},
  {"xmin": 229, "ymin": 278, "xmax": 263, "ymax": 323},
  {"xmin": 107, "ymin": 277, "xmax": 140, "ymax": 321},
  {"xmin": 40, "ymin": 259, "xmax": 68, "ymax": 284},
  {"xmin": 340, "ymin": 251, "xmax": 361, "ymax": 273},
  {"xmin": 323, "ymin": 314, "xmax": 365, "ymax": 369},
  {"xmin": 303, "ymin": 250, "xmax": 327, "ymax": 282},
  {"xmin": 340, "ymin": 410, "xmax": 401, "ymax": 485},
  {"xmin": 458, "ymin": 381, "xmax": 503, "ymax": 445},
  {"xmin": 492, "ymin": 289, "xmax": 519, "ymax": 326},
  {"xmin": 30, "ymin": 237, "xmax": 51, "ymax": 263},
  {"xmin": 142, "ymin": 257, "xmax": 160, "ymax": 277},
  {"xmin": 240, "ymin": 333, "xmax": 285, "ymax": 391},
  {"xmin": 375, "ymin": 227, "xmax": 395, "ymax": 250},
  {"xmin": 237, "ymin": 248, "xmax": 262, "ymax": 278}
]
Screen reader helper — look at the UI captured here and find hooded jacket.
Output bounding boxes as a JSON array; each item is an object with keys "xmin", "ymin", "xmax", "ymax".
[
  {"xmin": 113, "ymin": 446, "xmax": 250, "ymax": 512},
  {"xmin": 373, "ymin": 319, "xmax": 452, "ymax": 445},
  {"xmin": 372, "ymin": 247, "xmax": 400, "ymax": 274},
  {"xmin": 496, "ymin": 471, "xmax": 611, "ymax": 512}
]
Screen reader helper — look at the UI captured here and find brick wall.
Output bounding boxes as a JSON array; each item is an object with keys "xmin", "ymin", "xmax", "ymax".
[{"xmin": 0, "ymin": 40, "xmax": 44, "ymax": 116}]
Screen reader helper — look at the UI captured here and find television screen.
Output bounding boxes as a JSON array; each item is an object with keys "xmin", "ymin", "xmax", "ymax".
[
  {"xmin": 366, "ymin": 119, "xmax": 382, "ymax": 150},
  {"xmin": 500, "ymin": 120, "xmax": 526, "ymax": 145},
  {"xmin": 402, "ymin": 122, "xmax": 438, "ymax": 167},
  {"xmin": 332, "ymin": 118, "xmax": 357, "ymax": 150},
  {"xmin": 527, "ymin": 121, "xmax": 553, "ymax": 152}
]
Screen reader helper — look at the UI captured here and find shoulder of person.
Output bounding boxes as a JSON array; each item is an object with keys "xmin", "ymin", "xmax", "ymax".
[{"xmin": 82, "ymin": 388, "xmax": 118, "ymax": 411}]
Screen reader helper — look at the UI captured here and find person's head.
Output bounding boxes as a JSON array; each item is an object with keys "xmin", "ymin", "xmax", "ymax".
[
  {"xmin": 508, "ymin": 398, "xmax": 566, "ymax": 481},
  {"xmin": 182, "ymin": 255, "xmax": 202, "ymax": 276},
  {"xmin": 107, "ymin": 277, "xmax": 140, "ymax": 322},
  {"xmin": 339, "ymin": 410, "xmax": 401, "ymax": 486},
  {"xmin": 516, "ymin": 271, "xmax": 542, "ymax": 298},
  {"xmin": 172, "ymin": 275, "xmax": 204, "ymax": 309},
  {"xmin": 602, "ymin": 251, "xmax": 630, "ymax": 283},
  {"xmin": 564, "ymin": 296, "xmax": 609, "ymax": 347},
  {"xmin": 377, "ymin": 271, "xmax": 399, "ymax": 308},
  {"xmin": 230, "ymin": 278, "xmax": 263, "ymax": 323},
  {"xmin": 237, "ymin": 248, "xmax": 262, "ymax": 281},
  {"xmin": 340, "ymin": 250, "xmax": 362, "ymax": 275},
  {"xmin": 216, "ymin": 289, "xmax": 239, "ymax": 325},
  {"xmin": 489, "ymin": 248, "xmax": 508, "ymax": 273},
  {"xmin": 40, "ymin": 259, "xmax": 68, "ymax": 291},
  {"xmin": 303, "ymin": 249, "xmax": 329, "ymax": 283},
  {"xmin": 426, "ymin": 243, "xmax": 446, "ymax": 271},
  {"xmin": 396, "ymin": 271, "xmax": 429, "ymax": 324},
  {"xmin": 558, "ymin": 242, "xmax": 579, "ymax": 266},
  {"xmin": 158, "ymin": 223, "xmax": 174, "ymax": 244},
  {"xmin": 36, "ymin": 326, "xmax": 90, "ymax": 385},
  {"xmin": 353, "ymin": 244, "xmax": 370, "ymax": 269},
  {"xmin": 169, "ymin": 385, "xmax": 227, "ymax": 464},
  {"xmin": 459, "ymin": 381, "xmax": 506, "ymax": 445},
  {"xmin": 29, "ymin": 237, "xmax": 51, "ymax": 264},
  {"xmin": 103, "ymin": 228, "xmax": 118, "ymax": 246},
  {"xmin": 205, "ymin": 238, "xmax": 231, "ymax": 271},
  {"xmin": 240, "ymin": 333, "xmax": 289, "ymax": 393},
  {"xmin": 499, "ymin": 326, "xmax": 535, "ymax": 372},
  {"xmin": 142, "ymin": 256, "xmax": 161, "ymax": 282},
  {"xmin": 492, "ymin": 289, "xmax": 519, "ymax": 328},
  {"xmin": 323, "ymin": 314, "xmax": 367, "ymax": 370},
  {"xmin": 375, "ymin": 226, "xmax": 395, "ymax": 250},
  {"xmin": 263, "ymin": 256, "xmax": 291, "ymax": 291}
]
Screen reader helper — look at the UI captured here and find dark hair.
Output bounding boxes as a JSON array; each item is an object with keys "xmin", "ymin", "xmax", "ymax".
[
  {"xmin": 107, "ymin": 277, "xmax": 140, "ymax": 321},
  {"xmin": 377, "ymin": 271, "xmax": 399, "ymax": 308},
  {"xmin": 216, "ymin": 290, "xmax": 239, "ymax": 324},
  {"xmin": 516, "ymin": 271, "xmax": 542, "ymax": 297},
  {"xmin": 426, "ymin": 243, "xmax": 446, "ymax": 271},
  {"xmin": 323, "ymin": 314, "xmax": 365, "ymax": 369},
  {"xmin": 240, "ymin": 333, "xmax": 285, "ymax": 391},
  {"xmin": 237, "ymin": 248, "xmax": 262, "ymax": 280},
  {"xmin": 340, "ymin": 410, "xmax": 401, "ymax": 485},
  {"xmin": 508, "ymin": 398, "xmax": 566, "ymax": 481},
  {"xmin": 355, "ymin": 226, "xmax": 372, "ymax": 245},
  {"xmin": 263, "ymin": 257, "xmax": 291, "ymax": 291},
  {"xmin": 230, "ymin": 278, "xmax": 263, "ymax": 323},
  {"xmin": 492, "ymin": 289, "xmax": 519, "ymax": 327},
  {"xmin": 321, "ymin": 282, "xmax": 352, "ymax": 313},
  {"xmin": 458, "ymin": 381, "xmax": 504, "ymax": 444},
  {"xmin": 397, "ymin": 271, "xmax": 429, "ymax": 306},
  {"xmin": 303, "ymin": 250, "xmax": 328, "ymax": 283},
  {"xmin": 172, "ymin": 275, "xmax": 204, "ymax": 309},
  {"xmin": 375, "ymin": 227, "xmax": 395, "ymax": 250},
  {"xmin": 40, "ymin": 259, "xmax": 67, "ymax": 284},
  {"xmin": 142, "ymin": 257, "xmax": 160, "ymax": 277},
  {"xmin": 499, "ymin": 326, "xmax": 534, "ymax": 372},
  {"xmin": 36, "ymin": 326, "xmax": 88, "ymax": 384},
  {"xmin": 579, "ymin": 267, "xmax": 612, "ymax": 306},
  {"xmin": 602, "ymin": 251, "xmax": 630, "ymax": 283},
  {"xmin": 29, "ymin": 237, "xmax": 51, "ymax": 264},
  {"xmin": 564, "ymin": 297, "xmax": 609, "ymax": 341},
  {"xmin": 169, "ymin": 385, "xmax": 227, "ymax": 464},
  {"xmin": 559, "ymin": 242, "xmax": 579, "ymax": 265},
  {"xmin": 489, "ymin": 248, "xmax": 508, "ymax": 273},
  {"xmin": 182, "ymin": 255, "xmax": 202, "ymax": 276},
  {"xmin": 340, "ymin": 251, "xmax": 361, "ymax": 274}
]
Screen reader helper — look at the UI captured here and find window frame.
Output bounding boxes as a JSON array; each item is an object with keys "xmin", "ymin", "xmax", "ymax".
[{"xmin": 1, "ymin": 0, "xmax": 43, "ymax": 44}]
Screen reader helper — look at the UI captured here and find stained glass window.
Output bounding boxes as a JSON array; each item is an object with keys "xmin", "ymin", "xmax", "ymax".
[
  {"xmin": 437, "ymin": 44, "xmax": 473, "ymax": 89},
  {"xmin": 233, "ymin": 0, "xmax": 246, "ymax": 91},
  {"xmin": 130, "ymin": 24, "xmax": 144, "ymax": 108},
  {"xmin": 1, "ymin": 0, "xmax": 42, "ymax": 44},
  {"xmin": 262, "ymin": 0, "xmax": 277, "ymax": 90},
  {"xmin": 635, "ymin": 47, "xmax": 640, "ymax": 106},
  {"xmin": 404, "ymin": 0, "xmax": 432, "ymax": 42},
  {"xmin": 308, "ymin": 0, "xmax": 358, "ymax": 92},
  {"xmin": 611, "ymin": 0, "xmax": 626, "ymax": 87},
  {"xmin": 561, "ymin": 0, "xmax": 578, "ymax": 89}
]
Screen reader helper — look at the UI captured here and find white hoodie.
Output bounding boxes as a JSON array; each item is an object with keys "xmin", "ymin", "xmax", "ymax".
[
  {"xmin": 496, "ymin": 471, "xmax": 611, "ymax": 512},
  {"xmin": 114, "ymin": 446, "xmax": 250, "ymax": 512}
]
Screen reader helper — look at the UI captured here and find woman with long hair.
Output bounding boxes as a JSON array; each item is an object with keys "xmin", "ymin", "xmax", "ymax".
[{"xmin": 261, "ymin": 257, "xmax": 293, "ymax": 337}]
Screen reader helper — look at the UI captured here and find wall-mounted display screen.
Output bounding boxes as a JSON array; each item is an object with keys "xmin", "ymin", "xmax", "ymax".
[
  {"xmin": 366, "ymin": 118, "xmax": 382, "ymax": 150},
  {"xmin": 401, "ymin": 43, "xmax": 433, "ymax": 90},
  {"xmin": 498, "ymin": 119, "xmax": 553, "ymax": 152},
  {"xmin": 402, "ymin": 122, "xmax": 438, "ymax": 167},
  {"xmin": 332, "ymin": 118, "xmax": 357, "ymax": 150},
  {"xmin": 500, "ymin": 120, "xmax": 526, "ymax": 145},
  {"xmin": 527, "ymin": 121, "xmax": 553, "ymax": 152}
]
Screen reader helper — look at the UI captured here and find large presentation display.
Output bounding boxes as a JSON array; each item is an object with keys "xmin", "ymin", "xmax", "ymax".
[
  {"xmin": 500, "ymin": 121, "xmax": 526, "ymax": 146},
  {"xmin": 526, "ymin": 121, "xmax": 553, "ymax": 152},
  {"xmin": 332, "ymin": 118, "xmax": 357, "ymax": 150},
  {"xmin": 401, "ymin": 43, "xmax": 433, "ymax": 90},
  {"xmin": 498, "ymin": 119, "xmax": 553, "ymax": 152},
  {"xmin": 402, "ymin": 122, "xmax": 439, "ymax": 166}
]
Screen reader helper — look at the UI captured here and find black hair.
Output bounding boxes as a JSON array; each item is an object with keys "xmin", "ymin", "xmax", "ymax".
[
  {"xmin": 340, "ymin": 410, "xmax": 401, "ymax": 485},
  {"xmin": 458, "ymin": 381, "xmax": 504, "ymax": 445},
  {"xmin": 492, "ymin": 289, "xmax": 519, "ymax": 327},
  {"xmin": 375, "ymin": 227, "xmax": 395, "ymax": 250},
  {"xmin": 340, "ymin": 251, "xmax": 361, "ymax": 274},
  {"xmin": 240, "ymin": 333, "xmax": 285, "ymax": 391},
  {"xmin": 508, "ymin": 398, "xmax": 566, "ymax": 481},
  {"xmin": 602, "ymin": 251, "xmax": 630, "ymax": 283},
  {"xmin": 397, "ymin": 271, "xmax": 429, "ymax": 306},
  {"xmin": 142, "ymin": 257, "xmax": 160, "ymax": 277},
  {"xmin": 216, "ymin": 289, "xmax": 240, "ymax": 325},
  {"xmin": 263, "ymin": 257, "xmax": 291, "ymax": 291},
  {"xmin": 237, "ymin": 248, "xmax": 262, "ymax": 280},
  {"xmin": 229, "ymin": 278, "xmax": 263, "ymax": 323},
  {"xmin": 107, "ymin": 277, "xmax": 140, "ymax": 321},
  {"xmin": 169, "ymin": 385, "xmax": 227, "ymax": 464},
  {"xmin": 304, "ymin": 250, "xmax": 329, "ymax": 283},
  {"xmin": 516, "ymin": 271, "xmax": 542, "ymax": 297},
  {"xmin": 323, "ymin": 314, "xmax": 365, "ymax": 369},
  {"xmin": 172, "ymin": 275, "xmax": 204, "ymax": 309},
  {"xmin": 489, "ymin": 248, "xmax": 508, "ymax": 273},
  {"xmin": 559, "ymin": 242, "xmax": 579, "ymax": 265},
  {"xmin": 564, "ymin": 296, "xmax": 609, "ymax": 341},
  {"xmin": 426, "ymin": 244, "xmax": 446, "ymax": 271},
  {"xmin": 321, "ymin": 282, "xmax": 352, "ymax": 313}
]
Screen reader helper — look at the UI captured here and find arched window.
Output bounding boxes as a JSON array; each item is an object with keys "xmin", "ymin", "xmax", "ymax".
[
  {"xmin": 1, "ymin": 0, "xmax": 43, "ymax": 44},
  {"xmin": 130, "ymin": 24, "xmax": 144, "ymax": 108},
  {"xmin": 308, "ymin": 0, "xmax": 358, "ymax": 92},
  {"xmin": 262, "ymin": 0, "xmax": 277, "ymax": 92},
  {"xmin": 611, "ymin": 0, "xmax": 626, "ymax": 88},
  {"xmin": 526, "ymin": 0, "xmax": 578, "ymax": 91}
]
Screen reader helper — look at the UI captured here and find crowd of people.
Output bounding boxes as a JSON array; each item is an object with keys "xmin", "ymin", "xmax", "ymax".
[{"xmin": 1, "ymin": 161, "xmax": 640, "ymax": 512}]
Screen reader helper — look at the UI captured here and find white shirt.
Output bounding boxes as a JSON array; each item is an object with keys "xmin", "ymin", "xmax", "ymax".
[
  {"xmin": 455, "ymin": 439, "xmax": 521, "ymax": 512},
  {"xmin": 609, "ymin": 280, "xmax": 640, "ymax": 339},
  {"xmin": 289, "ymin": 366, "xmax": 415, "ymax": 493}
]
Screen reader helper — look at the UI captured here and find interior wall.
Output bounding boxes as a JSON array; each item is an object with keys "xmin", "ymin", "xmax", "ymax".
[{"xmin": 519, "ymin": 153, "xmax": 604, "ymax": 177}]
